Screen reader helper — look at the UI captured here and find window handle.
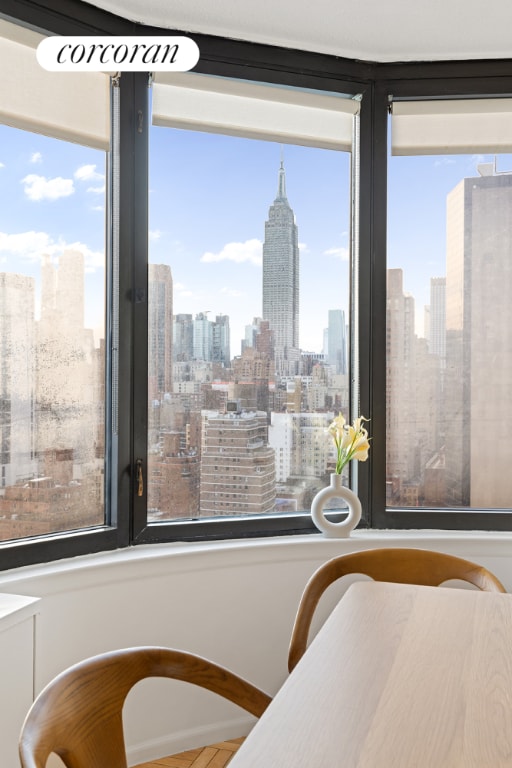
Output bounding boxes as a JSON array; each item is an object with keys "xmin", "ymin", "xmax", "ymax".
[{"xmin": 135, "ymin": 458, "xmax": 144, "ymax": 497}]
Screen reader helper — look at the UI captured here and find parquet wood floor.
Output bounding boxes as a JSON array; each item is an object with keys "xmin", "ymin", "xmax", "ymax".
[{"xmin": 134, "ymin": 737, "xmax": 245, "ymax": 768}]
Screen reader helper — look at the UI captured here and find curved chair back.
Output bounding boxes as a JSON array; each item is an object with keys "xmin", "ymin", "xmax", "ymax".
[
  {"xmin": 288, "ymin": 547, "xmax": 506, "ymax": 671},
  {"xmin": 19, "ymin": 646, "xmax": 271, "ymax": 768}
]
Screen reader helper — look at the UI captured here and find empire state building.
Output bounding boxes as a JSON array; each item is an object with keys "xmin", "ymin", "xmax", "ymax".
[{"xmin": 262, "ymin": 159, "xmax": 300, "ymax": 377}]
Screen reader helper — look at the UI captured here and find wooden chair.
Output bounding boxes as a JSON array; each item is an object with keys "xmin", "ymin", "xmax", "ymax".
[
  {"xmin": 19, "ymin": 646, "xmax": 272, "ymax": 768},
  {"xmin": 288, "ymin": 547, "xmax": 507, "ymax": 671}
]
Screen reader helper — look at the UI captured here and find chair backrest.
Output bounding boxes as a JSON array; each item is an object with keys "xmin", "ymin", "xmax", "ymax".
[
  {"xmin": 288, "ymin": 547, "xmax": 507, "ymax": 671},
  {"xmin": 19, "ymin": 646, "xmax": 271, "ymax": 768}
]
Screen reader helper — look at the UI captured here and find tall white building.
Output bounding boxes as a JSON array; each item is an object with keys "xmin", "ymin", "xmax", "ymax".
[
  {"xmin": 428, "ymin": 277, "xmax": 446, "ymax": 360},
  {"xmin": 173, "ymin": 313, "xmax": 193, "ymax": 362},
  {"xmin": 193, "ymin": 312, "xmax": 213, "ymax": 361},
  {"xmin": 36, "ymin": 250, "xmax": 99, "ymax": 467},
  {"xmin": 262, "ymin": 159, "xmax": 300, "ymax": 377},
  {"xmin": 0, "ymin": 273, "xmax": 37, "ymax": 486},
  {"xmin": 445, "ymin": 168, "xmax": 512, "ymax": 507},
  {"xmin": 148, "ymin": 263, "xmax": 173, "ymax": 399},
  {"xmin": 269, "ymin": 411, "xmax": 334, "ymax": 482},
  {"xmin": 212, "ymin": 314, "xmax": 230, "ymax": 366},
  {"xmin": 327, "ymin": 309, "xmax": 347, "ymax": 374}
]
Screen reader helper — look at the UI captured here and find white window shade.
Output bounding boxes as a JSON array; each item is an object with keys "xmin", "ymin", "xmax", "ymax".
[
  {"xmin": 0, "ymin": 19, "xmax": 110, "ymax": 151},
  {"xmin": 392, "ymin": 99, "xmax": 512, "ymax": 156},
  {"xmin": 152, "ymin": 72, "xmax": 359, "ymax": 151}
]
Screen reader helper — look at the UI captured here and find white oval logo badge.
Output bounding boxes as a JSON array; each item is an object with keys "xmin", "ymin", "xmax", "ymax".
[{"xmin": 37, "ymin": 36, "xmax": 200, "ymax": 72}]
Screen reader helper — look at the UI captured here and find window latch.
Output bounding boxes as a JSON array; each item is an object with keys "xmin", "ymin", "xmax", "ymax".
[{"xmin": 135, "ymin": 458, "xmax": 144, "ymax": 497}]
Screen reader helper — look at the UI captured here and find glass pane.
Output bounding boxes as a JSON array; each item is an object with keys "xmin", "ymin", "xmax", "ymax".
[
  {"xmin": 388, "ymin": 140, "xmax": 512, "ymax": 509},
  {"xmin": 0, "ymin": 124, "xmax": 107, "ymax": 540},
  {"xmin": 148, "ymin": 117, "xmax": 351, "ymax": 521}
]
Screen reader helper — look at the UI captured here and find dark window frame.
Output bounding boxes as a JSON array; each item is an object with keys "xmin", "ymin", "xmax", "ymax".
[{"xmin": 0, "ymin": 0, "xmax": 511, "ymax": 571}]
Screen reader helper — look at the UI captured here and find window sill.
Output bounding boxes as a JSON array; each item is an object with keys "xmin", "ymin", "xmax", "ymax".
[{"xmin": 0, "ymin": 528, "xmax": 511, "ymax": 590}]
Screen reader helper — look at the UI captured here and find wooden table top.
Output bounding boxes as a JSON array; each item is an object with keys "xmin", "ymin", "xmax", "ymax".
[{"xmin": 230, "ymin": 580, "xmax": 512, "ymax": 767}]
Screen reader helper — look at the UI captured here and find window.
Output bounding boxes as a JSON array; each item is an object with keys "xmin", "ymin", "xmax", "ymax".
[
  {"xmin": 386, "ymin": 98, "xmax": 512, "ymax": 513},
  {"xmin": 0, "ymin": 17, "xmax": 111, "ymax": 546},
  {"xmin": 2, "ymin": 0, "xmax": 512, "ymax": 570},
  {"xmin": 144, "ymin": 73, "xmax": 358, "ymax": 532}
]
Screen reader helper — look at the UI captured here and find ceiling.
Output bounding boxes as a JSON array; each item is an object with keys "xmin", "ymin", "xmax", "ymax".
[{"xmin": 85, "ymin": 0, "xmax": 512, "ymax": 63}]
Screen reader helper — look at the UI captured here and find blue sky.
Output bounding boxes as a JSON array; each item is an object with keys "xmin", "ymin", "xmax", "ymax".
[
  {"xmin": 148, "ymin": 127, "xmax": 350, "ymax": 354},
  {"xmin": 0, "ymin": 123, "xmax": 106, "ymax": 332},
  {"xmin": 1, "ymin": 117, "xmax": 510, "ymax": 354},
  {"xmin": 388, "ymin": 149, "xmax": 512, "ymax": 333}
]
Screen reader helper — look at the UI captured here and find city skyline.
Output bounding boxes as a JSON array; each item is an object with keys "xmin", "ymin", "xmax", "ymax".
[
  {"xmin": 148, "ymin": 126, "xmax": 351, "ymax": 354},
  {"xmin": 3, "ymin": 119, "xmax": 510, "ymax": 354},
  {"xmin": 1, "ymin": 134, "xmax": 510, "ymax": 537}
]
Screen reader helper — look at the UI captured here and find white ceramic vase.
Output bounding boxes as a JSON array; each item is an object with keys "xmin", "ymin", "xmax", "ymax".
[{"xmin": 311, "ymin": 473, "xmax": 362, "ymax": 538}]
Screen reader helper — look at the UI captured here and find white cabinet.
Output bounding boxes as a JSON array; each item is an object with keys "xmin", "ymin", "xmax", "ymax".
[{"xmin": 0, "ymin": 594, "xmax": 39, "ymax": 768}]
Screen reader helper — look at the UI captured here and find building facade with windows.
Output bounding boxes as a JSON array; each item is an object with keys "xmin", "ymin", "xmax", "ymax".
[
  {"xmin": 445, "ymin": 168, "xmax": 512, "ymax": 509},
  {"xmin": 148, "ymin": 263, "xmax": 173, "ymax": 400},
  {"xmin": 200, "ymin": 409, "xmax": 276, "ymax": 516}
]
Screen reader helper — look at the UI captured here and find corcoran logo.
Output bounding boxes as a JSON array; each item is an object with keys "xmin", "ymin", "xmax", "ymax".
[{"xmin": 36, "ymin": 36, "xmax": 200, "ymax": 72}]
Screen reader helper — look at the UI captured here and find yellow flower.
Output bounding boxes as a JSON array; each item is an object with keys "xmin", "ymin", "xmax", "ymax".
[
  {"xmin": 327, "ymin": 413, "xmax": 346, "ymax": 441},
  {"xmin": 328, "ymin": 413, "xmax": 370, "ymax": 474}
]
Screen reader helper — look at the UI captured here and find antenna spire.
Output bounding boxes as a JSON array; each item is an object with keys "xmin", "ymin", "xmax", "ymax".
[{"xmin": 276, "ymin": 147, "xmax": 287, "ymax": 201}]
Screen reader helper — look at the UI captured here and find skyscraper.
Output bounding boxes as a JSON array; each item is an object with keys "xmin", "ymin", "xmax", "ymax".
[
  {"xmin": 386, "ymin": 268, "xmax": 416, "ymax": 487},
  {"xmin": 262, "ymin": 159, "xmax": 300, "ymax": 377},
  {"xmin": 428, "ymin": 277, "xmax": 446, "ymax": 361},
  {"xmin": 148, "ymin": 263, "xmax": 173, "ymax": 399},
  {"xmin": 327, "ymin": 309, "xmax": 347, "ymax": 374},
  {"xmin": 193, "ymin": 311, "xmax": 212, "ymax": 361},
  {"xmin": 386, "ymin": 268, "xmax": 441, "ymax": 506},
  {"xmin": 212, "ymin": 314, "xmax": 230, "ymax": 366},
  {"xmin": 445, "ymin": 167, "xmax": 512, "ymax": 507},
  {"xmin": 37, "ymin": 250, "xmax": 99, "ymax": 466},
  {"xmin": 173, "ymin": 313, "xmax": 194, "ymax": 362},
  {"xmin": 0, "ymin": 273, "xmax": 37, "ymax": 486}
]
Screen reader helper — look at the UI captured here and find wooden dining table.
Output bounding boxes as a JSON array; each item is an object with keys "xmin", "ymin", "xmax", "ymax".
[{"xmin": 229, "ymin": 580, "xmax": 512, "ymax": 767}]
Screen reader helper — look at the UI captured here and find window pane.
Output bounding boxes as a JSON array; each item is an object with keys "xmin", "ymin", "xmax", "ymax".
[
  {"xmin": 388, "ymin": 125, "xmax": 512, "ymax": 509},
  {"xmin": 148, "ymin": 114, "xmax": 351, "ymax": 521},
  {"xmin": 0, "ymin": 123, "xmax": 107, "ymax": 541}
]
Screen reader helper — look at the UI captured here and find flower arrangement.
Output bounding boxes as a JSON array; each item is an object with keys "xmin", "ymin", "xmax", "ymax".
[{"xmin": 327, "ymin": 413, "xmax": 370, "ymax": 475}]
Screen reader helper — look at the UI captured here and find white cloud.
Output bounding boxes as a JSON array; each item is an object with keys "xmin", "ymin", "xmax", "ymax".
[
  {"xmin": 0, "ymin": 230, "xmax": 52, "ymax": 261},
  {"xmin": 201, "ymin": 238, "xmax": 262, "ymax": 266},
  {"xmin": 324, "ymin": 246, "xmax": 349, "ymax": 261},
  {"xmin": 220, "ymin": 287, "xmax": 243, "ymax": 297},
  {"xmin": 22, "ymin": 174, "xmax": 74, "ymax": 201},
  {"xmin": 149, "ymin": 229, "xmax": 162, "ymax": 241},
  {"xmin": 0, "ymin": 161, "xmax": 5, "ymax": 169},
  {"xmin": 434, "ymin": 157, "xmax": 456, "ymax": 167},
  {"xmin": 30, "ymin": 152, "xmax": 42, "ymax": 164},
  {"xmin": 174, "ymin": 282, "xmax": 194, "ymax": 298},
  {"xmin": 74, "ymin": 164, "xmax": 105, "ymax": 195},
  {"xmin": 298, "ymin": 242, "xmax": 309, "ymax": 253},
  {"xmin": 0, "ymin": 230, "xmax": 103, "ymax": 272},
  {"xmin": 74, "ymin": 164, "xmax": 103, "ymax": 182},
  {"xmin": 87, "ymin": 184, "xmax": 106, "ymax": 195}
]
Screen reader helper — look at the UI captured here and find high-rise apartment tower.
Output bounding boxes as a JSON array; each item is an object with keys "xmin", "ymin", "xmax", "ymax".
[
  {"xmin": 148, "ymin": 263, "xmax": 173, "ymax": 399},
  {"xmin": 445, "ymin": 167, "xmax": 512, "ymax": 507}
]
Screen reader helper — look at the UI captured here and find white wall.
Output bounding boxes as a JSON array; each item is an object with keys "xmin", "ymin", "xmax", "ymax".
[{"xmin": 1, "ymin": 530, "xmax": 511, "ymax": 767}]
